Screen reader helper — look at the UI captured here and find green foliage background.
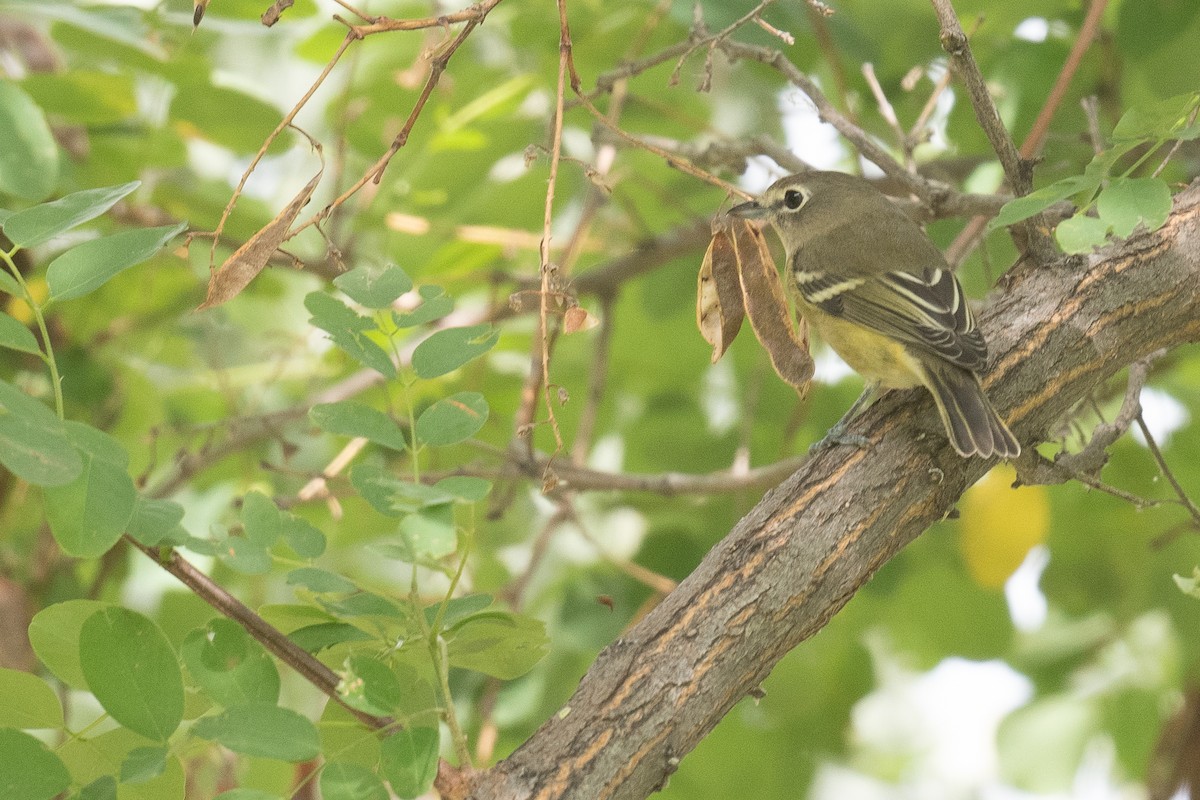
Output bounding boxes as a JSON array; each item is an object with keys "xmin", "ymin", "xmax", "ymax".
[{"xmin": 0, "ymin": 0, "xmax": 1199, "ymax": 798}]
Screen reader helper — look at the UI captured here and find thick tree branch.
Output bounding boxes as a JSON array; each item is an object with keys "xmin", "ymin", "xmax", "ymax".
[{"xmin": 466, "ymin": 182, "xmax": 1200, "ymax": 800}]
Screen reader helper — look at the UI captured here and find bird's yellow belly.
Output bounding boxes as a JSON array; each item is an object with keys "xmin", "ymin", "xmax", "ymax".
[{"xmin": 805, "ymin": 308, "xmax": 925, "ymax": 389}]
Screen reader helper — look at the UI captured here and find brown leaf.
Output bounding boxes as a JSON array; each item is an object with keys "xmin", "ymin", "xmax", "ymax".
[
  {"xmin": 198, "ymin": 165, "xmax": 323, "ymax": 310},
  {"xmin": 729, "ymin": 218, "xmax": 814, "ymax": 396},
  {"xmin": 696, "ymin": 218, "xmax": 745, "ymax": 362},
  {"xmin": 563, "ymin": 305, "xmax": 599, "ymax": 334},
  {"xmin": 261, "ymin": 0, "xmax": 295, "ymax": 27}
]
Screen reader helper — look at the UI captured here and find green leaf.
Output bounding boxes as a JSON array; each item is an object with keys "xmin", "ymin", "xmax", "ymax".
[
  {"xmin": 0, "ymin": 728, "xmax": 71, "ymax": 800},
  {"xmin": 241, "ymin": 490, "xmax": 281, "ymax": 548},
  {"xmin": 398, "ymin": 505, "xmax": 457, "ymax": 560},
  {"xmin": 214, "ymin": 790, "xmax": 282, "ymax": 800},
  {"xmin": 45, "ymin": 424, "xmax": 136, "ymax": 558},
  {"xmin": 0, "ymin": 312, "xmax": 39, "ymax": 355},
  {"xmin": 424, "ymin": 594, "xmax": 494, "ymax": 630},
  {"xmin": 286, "ymin": 567, "xmax": 358, "ymax": 594},
  {"xmin": 191, "ymin": 703, "xmax": 320, "ymax": 762},
  {"xmin": 46, "ymin": 222, "xmax": 187, "ymax": 302},
  {"xmin": 349, "ymin": 463, "xmax": 456, "ymax": 517},
  {"xmin": 74, "ymin": 776, "xmax": 118, "ymax": 800},
  {"xmin": 1055, "ymin": 214, "xmax": 1111, "ymax": 254},
  {"xmin": 337, "ymin": 656, "xmax": 404, "ymax": 716},
  {"xmin": 281, "ymin": 513, "xmax": 326, "ymax": 558},
  {"xmin": 305, "ymin": 292, "xmax": 396, "ymax": 378},
  {"xmin": 170, "ymin": 83, "xmax": 290, "ymax": 156},
  {"xmin": 310, "ymin": 401, "xmax": 407, "ymax": 451},
  {"xmin": 119, "ymin": 745, "xmax": 168, "ymax": 784},
  {"xmin": 392, "ymin": 285, "xmax": 453, "ymax": 328},
  {"xmin": 0, "ymin": 269, "xmax": 18, "ymax": 295},
  {"xmin": 320, "ymin": 761, "xmax": 388, "ymax": 800},
  {"xmin": 62, "ymin": 420, "xmax": 129, "ymax": 466},
  {"xmin": 220, "ymin": 537, "xmax": 272, "ymax": 575},
  {"xmin": 1096, "ymin": 177, "xmax": 1173, "ymax": 237},
  {"xmin": 126, "ymin": 497, "xmax": 187, "ymax": 547},
  {"xmin": 316, "ymin": 591, "xmax": 404, "ymax": 620},
  {"xmin": 411, "ymin": 324, "xmax": 498, "ymax": 378},
  {"xmin": 1112, "ymin": 92, "xmax": 1200, "ymax": 141},
  {"xmin": 0, "ymin": 379, "xmax": 82, "ymax": 487},
  {"xmin": 433, "ymin": 476, "xmax": 492, "ymax": 503},
  {"xmin": 334, "ymin": 263, "xmax": 413, "ymax": 309},
  {"xmin": 288, "ymin": 623, "xmax": 373, "ymax": 654},
  {"xmin": 79, "ymin": 607, "xmax": 183, "ymax": 741},
  {"xmin": 0, "ymin": 82, "xmax": 58, "ymax": 201},
  {"xmin": 1, "ymin": 181, "xmax": 140, "ymax": 248},
  {"xmin": 444, "ymin": 611, "xmax": 549, "ymax": 679},
  {"xmin": 180, "ymin": 619, "xmax": 280, "ymax": 708},
  {"xmin": 20, "ymin": 71, "xmax": 137, "ymax": 126},
  {"xmin": 58, "ymin": 727, "xmax": 184, "ymax": 799},
  {"xmin": 415, "ymin": 392, "xmax": 489, "ymax": 447},
  {"xmin": 379, "ymin": 727, "xmax": 439, "ymax": 799},
  {"xmin": 989, "ymin": 175, "xmax": 1096, "ymax": 230},
  {"xmin": 0, "ymin": 667, "xmax": 63, "ymax": 729},
  {"xmin": 28, "ymin": 599, "xmax": 108, "ymax": 688}
]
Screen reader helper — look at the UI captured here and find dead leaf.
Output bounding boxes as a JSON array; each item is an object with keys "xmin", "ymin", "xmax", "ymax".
[
  {"xmin": 198, "ymin": 162, "xmax": 323, "ymax": 310},
  {"xmin": 729, "ymin": 218, "xmax": 814, "ymax": 396},
  {"xmin": 261, "ymin": 0, "xmax": 295, "ymax": 27},
  {"xmin": 563, "ymin": 306, "xmax": 599, "ymax": 334},
  {"xmin": 696, "ymin": 218, "xmax": 745, "ymax": 362}
]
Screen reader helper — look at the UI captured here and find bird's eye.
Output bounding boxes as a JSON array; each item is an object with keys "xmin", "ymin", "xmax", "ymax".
[{"xmin": 783, "ymin": 189, "xmax": 806, "ymax": 210}]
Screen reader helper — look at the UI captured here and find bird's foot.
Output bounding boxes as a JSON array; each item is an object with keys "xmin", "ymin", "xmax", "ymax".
[{"xmin": 809, "ymin": 422, "xmax": 872, "ymax": 454}]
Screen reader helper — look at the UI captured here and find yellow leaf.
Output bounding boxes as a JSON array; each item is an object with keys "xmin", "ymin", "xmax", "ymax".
[{"xmin": 959, "ymin": 464, "xmax": 1049, "ymax": 588}]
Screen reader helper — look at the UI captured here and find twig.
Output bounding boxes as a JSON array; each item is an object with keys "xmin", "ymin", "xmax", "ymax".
[
  {"xmin": 526, "ymin": 0, "xmax": 573, "ymax": 457},
  {"xmin": 292, "ymin": 16, "xmax": 486, "ymax": 235},
  {"xmin": 862, "ymin": 62, "xmax": 910, "ymax": 167},
  {"xmin": 1021, "ymin": 0, "xmax": 1109, "ymax": 159},
  {"xmin": 1135, "ymin": 414, "xmax": 1200, "ymax": 528},
  {"xmin": 508, "ymin": 452, "xmax": 807, "ymax": 496},
  {"xmin": 930, "ymin": 0, "xmax": 1060, "ymax": 263},
  {"xmin": 330, "ymin": 0, "xmax": 376, "ymax": 23},
  {"xmin": 909, "ymin": 61, "xmax": 954, "ymax": 143},
  {"xmin": 208, "ymin": 32, "xmax": 356, "ymax": 269},
  {"xmin": 124, "ymin": 536, "xmax": 392, "ymax": 731},
  {"xmin": 1081, "ymin": 95, "xmax": 1105, "ymax": 155},
  {"xmin": 806, "ymin": 0, "xmax": 857, "ymax": 164},
  {"xmin": 1154, "ymin": 104, "xmax": 1200, "ymax": 178},
  {"xmin": 715, "ymin": 38, "xmax": 927, "ymax": 200},
  {"xmin": 571, "ymin": 292, "xmax": 615, "ymax": 465},
  {"xmin": 1015, "ymin": 353, "xmax": 1178, "ymax": 513},
  {"xmin": 670, "ymin": 0, "xmax": 783, "ymax": 78},
  {"xmin": 339, "ymin": 0, "xmax": 501, "ymax": 35},
  {"xmin": 929, "ymin": 1, "xmax": 1028, "ymax": 193},
  {"xmin": 754, "ymin": 15, "xmax": 794, "ymax": 46}
]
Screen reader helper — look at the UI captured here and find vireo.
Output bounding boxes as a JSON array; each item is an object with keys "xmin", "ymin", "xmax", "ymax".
[{"xmin": 728, "ymin": 171, "xmax": 1020, "ymax": 459}]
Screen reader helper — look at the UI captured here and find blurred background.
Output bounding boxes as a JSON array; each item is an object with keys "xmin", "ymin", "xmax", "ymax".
[{"xmin": 1, "ymin": 0, "xmax": 1199, "ymax": 797}]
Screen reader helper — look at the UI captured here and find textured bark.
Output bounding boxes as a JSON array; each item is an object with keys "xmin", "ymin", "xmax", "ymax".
[{"xmin": 467, "ymin": 181, "xmax": 1200, "ymax": 800}]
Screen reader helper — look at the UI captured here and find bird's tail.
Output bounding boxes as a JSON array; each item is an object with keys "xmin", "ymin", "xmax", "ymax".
[{"xmin": 921, "ymin": 364, "xmax": 1020, "ymax": 458}]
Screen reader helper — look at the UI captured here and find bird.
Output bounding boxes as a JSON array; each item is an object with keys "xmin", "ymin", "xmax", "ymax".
[{"xmin": 727, "ymin": 170, "xmax": 1020, "ymax": 459}]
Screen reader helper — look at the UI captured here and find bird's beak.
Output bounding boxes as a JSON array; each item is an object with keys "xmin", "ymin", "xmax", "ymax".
[{"xmin": 726, "ymin": 199, "xmax": 767, "ymax": 219}]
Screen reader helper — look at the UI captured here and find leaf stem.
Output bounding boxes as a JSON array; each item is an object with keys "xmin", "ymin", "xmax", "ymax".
[{"xmin": 1, "ymin": 250, "xmax": 64, "ymax": 418}]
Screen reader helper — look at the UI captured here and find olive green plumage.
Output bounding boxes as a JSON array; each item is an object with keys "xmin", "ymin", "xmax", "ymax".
[{"xmin": 729, "ymin": 171, "xmax": 1020, "ymax": 459}]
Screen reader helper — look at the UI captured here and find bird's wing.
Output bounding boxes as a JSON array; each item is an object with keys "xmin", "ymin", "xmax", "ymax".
[{"xmin": 794, "ymin": 265, "xmax": 987, "ymax": 371}]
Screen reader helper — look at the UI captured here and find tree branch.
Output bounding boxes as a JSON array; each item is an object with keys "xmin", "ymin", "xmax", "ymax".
[{"xmin": 465, "ymin": 182, "xmax": 1200, "ymax": 799}]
